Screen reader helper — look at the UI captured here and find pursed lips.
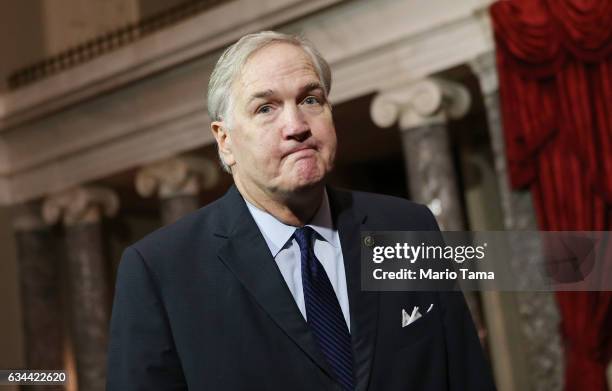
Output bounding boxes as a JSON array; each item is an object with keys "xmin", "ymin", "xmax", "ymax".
[{"xmin": 283, "ymin": 145, "xmax": 317, "ymax": 160}]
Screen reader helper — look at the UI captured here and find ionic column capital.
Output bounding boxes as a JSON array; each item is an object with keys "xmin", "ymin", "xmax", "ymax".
[
  {"xmin": 42, "ymin": 186, "xmax": 119, "ymax": 226},
  {"xmin": 12, "ymin": 202, "xmax": 48, "ymax": 232},
  {"xmin": 370, "ymin": 78, "xmax": 471, "ymax": 130},
  {"xmin": 135, "ymin": 156, "xmax": 218, "ymax": 199}
]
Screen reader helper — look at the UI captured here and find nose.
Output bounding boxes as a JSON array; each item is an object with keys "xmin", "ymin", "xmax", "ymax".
[{"xmin": 282, "ymin": 104, "xmax": 310, "ymax": 141}]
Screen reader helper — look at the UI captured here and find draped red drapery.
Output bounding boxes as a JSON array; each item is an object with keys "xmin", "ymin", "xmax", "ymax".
[{"xmin": 490, "ymin": 0, "xmax": 612, "ymax": 390}]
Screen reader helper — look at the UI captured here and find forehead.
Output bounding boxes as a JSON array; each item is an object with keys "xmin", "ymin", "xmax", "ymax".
[{"xmin": 236, "ymin": 42, "xmax": 319, "ymax": 94}]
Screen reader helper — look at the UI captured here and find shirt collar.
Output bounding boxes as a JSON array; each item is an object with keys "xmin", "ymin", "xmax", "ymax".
[
  {"xmin": 307, "ymin": 189, "xmax": 337, "ymax": 247},
  {"xmin": 244, "ymin": 188, "xmax": 338, "ymax": 257}
]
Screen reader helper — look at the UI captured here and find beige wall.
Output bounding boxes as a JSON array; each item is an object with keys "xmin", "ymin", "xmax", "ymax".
[{"xmin": 138, "ymin": 0, "xmax": 188, "ymax": 20}]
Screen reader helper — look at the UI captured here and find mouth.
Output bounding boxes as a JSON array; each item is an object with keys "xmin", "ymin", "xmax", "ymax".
[{"xmin": 283, "ymin": 145, "xmax": 317, "ymax": 159}]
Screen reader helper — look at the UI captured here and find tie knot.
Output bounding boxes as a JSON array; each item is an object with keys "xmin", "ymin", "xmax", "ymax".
[{"xmin": 294, "ymin": 226, "xmax": 316, "ymax": 253}]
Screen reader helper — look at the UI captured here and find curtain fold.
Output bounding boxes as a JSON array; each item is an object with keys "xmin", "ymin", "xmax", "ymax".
[{"xmin": 491, "ymin": 1, "xmax": 612, "ymax": 390}]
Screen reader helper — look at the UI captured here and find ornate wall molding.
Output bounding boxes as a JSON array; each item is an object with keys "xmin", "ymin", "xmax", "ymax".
[{"xmin": 7, "ymin": 0, "xmax": 232, "ymax": 90}]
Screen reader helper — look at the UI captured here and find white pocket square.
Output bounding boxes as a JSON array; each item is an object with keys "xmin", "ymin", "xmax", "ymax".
[{"xmin": 402, "ymin": 304, "xmax": 434, "ymax": 328}]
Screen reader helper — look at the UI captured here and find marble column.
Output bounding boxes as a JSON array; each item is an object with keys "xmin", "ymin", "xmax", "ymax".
[
  {"xmin": 470, "ymin": 52, "xmax": 563, "ymax": 391},
  {"xmin": 370, "ymin": 78, "xmax": 487, "ymax": 346},
  {"xmin": 42, "ymin": 187, "xmax": 119, "ymax": 391},
  {"xmin": 370, "ymin": 78, "xmax": 470, "ymax": 230},
  {"xmin": 12, "ymin": 202, "xmax": 64, "ymax": 390},
  {"xmin": 135, "ymin": 156, "xmax": 218, "ymax": 225}
]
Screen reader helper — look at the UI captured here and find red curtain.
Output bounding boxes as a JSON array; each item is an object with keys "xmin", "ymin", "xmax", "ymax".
[{"xmin": 490, "ymin": 0, "xmax": 612, "ymax": 390}]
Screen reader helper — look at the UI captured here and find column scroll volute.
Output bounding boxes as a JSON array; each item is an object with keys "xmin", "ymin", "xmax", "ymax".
[
  {"xmin": 370, "ymin": 78, "xmax": 471, "ymax": 130},
  {"xmin": 135, "ymin": 156, "xmax": 219, "ymax": 199},
  {"xmin": 42, "ymin": 186, "xmax": 119, "ymax": 226}
]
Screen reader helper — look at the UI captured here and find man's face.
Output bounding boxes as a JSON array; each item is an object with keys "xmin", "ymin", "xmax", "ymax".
[{"xmin": 212, "ymin": 42, "xmax": 337, "ymax": 199}]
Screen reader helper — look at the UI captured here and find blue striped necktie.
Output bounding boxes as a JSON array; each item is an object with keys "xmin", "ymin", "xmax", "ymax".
[{"xmin": 294, "ymin": 227, "xmax": 355, "ymax": 390}]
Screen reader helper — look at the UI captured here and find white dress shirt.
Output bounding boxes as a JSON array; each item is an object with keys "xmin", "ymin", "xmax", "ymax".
[{"xmin": 244, "ymin": 190, "xmax": 351, "ymax": 330}]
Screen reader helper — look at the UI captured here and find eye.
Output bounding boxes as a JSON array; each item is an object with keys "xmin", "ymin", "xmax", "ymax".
[
  {"xmin": 302, "ymin": 96, "xmax": 320, "ymax": 105},
  {"xmin": 256, "ymin": 105, "xmax": 272, "ymax": 114}
]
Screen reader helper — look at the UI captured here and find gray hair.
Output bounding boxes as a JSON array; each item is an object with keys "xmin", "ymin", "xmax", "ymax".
[{"xmin": 207, "ymin": 31, "xmax": 332, "ymax": 172}]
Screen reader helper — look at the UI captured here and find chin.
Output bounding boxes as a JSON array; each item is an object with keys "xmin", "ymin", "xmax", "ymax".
[
  {"xmin": 288, "ymin": 172, "xmax": 329, "ymax": 194},
  {"xmin": 278, "ymin": 159, "xmax": 333, "ymax": 193}
]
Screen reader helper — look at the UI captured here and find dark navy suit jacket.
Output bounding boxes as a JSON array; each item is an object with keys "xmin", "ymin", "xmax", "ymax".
[{"xmin": 106, "ymin": 185, "xmax": 496, "ymax": 390}]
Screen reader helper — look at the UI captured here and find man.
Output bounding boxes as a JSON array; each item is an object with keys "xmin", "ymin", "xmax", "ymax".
[{"xmin": 107, "ymin": 31, "xmax": 495, "ymax": 390}]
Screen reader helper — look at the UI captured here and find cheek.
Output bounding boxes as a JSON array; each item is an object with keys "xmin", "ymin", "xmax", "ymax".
[
  {"xmin": 233, "ymin": 128, "xmax": 273, "ymax": 161},
  {"xmin": 327, "ymin": 131, "xmax": 338, "ymax": 147},
  {"xmin": 248, "ymin": 137, "xmax": 283, "ymax": 171},
  {"xmin": 312, "ymin": 111, "xmax": 336, "ymax": 139},
  {"xmin": 256, "ymin": 138, "xmax": 282, "ymax": 160},
  {"xmin": 316, "ymin": 124, "xmax": 337, "ymax": 153}
]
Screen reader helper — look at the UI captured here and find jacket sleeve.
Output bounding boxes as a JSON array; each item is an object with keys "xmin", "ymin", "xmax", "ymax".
[{"xmin": 106, "ymin": 246, "xmax": 188, "ymax": 391}]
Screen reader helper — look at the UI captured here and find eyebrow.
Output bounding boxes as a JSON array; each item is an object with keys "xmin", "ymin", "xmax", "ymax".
[{"xmin": 245, "ymin": 82, "xmax": 324, "ymax": 106}]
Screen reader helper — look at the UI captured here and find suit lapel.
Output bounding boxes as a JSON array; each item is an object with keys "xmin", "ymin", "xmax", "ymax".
[
  {"xmin": 215, "ymin": 186, "xmax": 336, "ymax": 381},
  {"xmin": 328, "ymin": 187, "xmax": 380, "ymax": 391}
]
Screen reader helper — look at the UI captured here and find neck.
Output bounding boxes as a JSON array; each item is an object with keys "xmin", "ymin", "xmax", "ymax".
[{"xmin": 234, "ymin": 178, "xmax": 324, "ymax": 227}]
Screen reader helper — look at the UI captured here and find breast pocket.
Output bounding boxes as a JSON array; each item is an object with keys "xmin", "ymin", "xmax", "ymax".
[{"xmin": 386, "ymin": 305, "xmax": 441, "ymax": 350}]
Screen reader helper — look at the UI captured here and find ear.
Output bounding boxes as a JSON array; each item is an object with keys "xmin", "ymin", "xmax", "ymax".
[{"xmin": 211, "ymin": 120, "xmax": 236, "ymax": 167}]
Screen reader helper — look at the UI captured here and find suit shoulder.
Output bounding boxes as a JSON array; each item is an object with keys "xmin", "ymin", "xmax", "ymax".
[
  {"xmin": 350, "ymin": 190, "xmax": 424, "ymax": 210},
  {"xmin": 129, "ymin": 196, "xmax": 227, "ymax": 260},
  {"xmin": 338, "ymin": 189, "xmax": 439, "ymax": 231}
]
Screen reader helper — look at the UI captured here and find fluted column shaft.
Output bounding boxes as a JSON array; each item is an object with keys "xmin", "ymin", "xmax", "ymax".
[
  {"xmin": 401, "ymin": 121, "xmax": 465, "ymax": 230},
  {"xmin": 371, "ymin": 77, "xmax": 471, "ymax": 230},
  {"xmin": 13, "ymin": 203, "xmax": 64, "ymax": 391},
  {"xmin": 63, "ymin": 222, "xmax": 109, "ymax": 391},
  {"xmin": 43, "ymin": 186, "xmax": 119, "ymax": 391}
]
